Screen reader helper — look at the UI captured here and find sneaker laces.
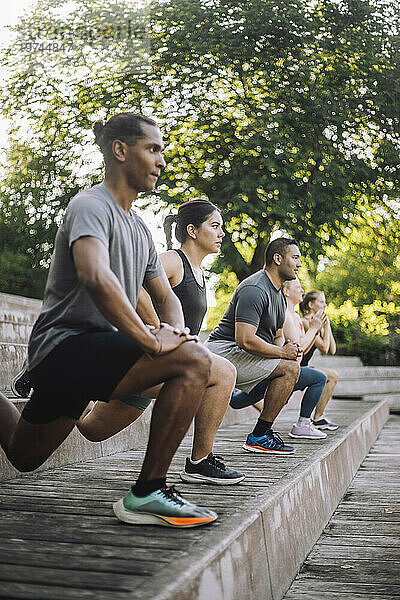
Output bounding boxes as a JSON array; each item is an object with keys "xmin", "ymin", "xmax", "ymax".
[
  {"xmin": 269, "ymin": 430, "xmax": 285, "ymax": 449},
  {"xmin": 162, "ymin": 485, "xmax": 185, "ymax": 506},
  {"xmin": 207, "ymin": 453, "xmax": 226, "ymax": 471}
]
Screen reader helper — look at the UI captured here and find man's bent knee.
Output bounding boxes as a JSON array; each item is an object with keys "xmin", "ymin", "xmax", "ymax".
[
  {"xmin": 179, "ymin": 342, "xmax": 212, "ymax": 382},
  {"xmin": 283, "ymin": 360, "xmax": 301, "ymax": 380},
  {"xmin": 211, "ymin": 354, "xmax": 237, "ymax": 384}
]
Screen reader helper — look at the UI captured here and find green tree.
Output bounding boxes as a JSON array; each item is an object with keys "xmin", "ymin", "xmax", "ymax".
[
  {"xmin": 315, "ymin": 204, "xmax": 400, "ymax": 307},
  {"xmin": 147, "ymin": 0, "xmax": 400, "ymax": 278},
  {"xmin": 1, "ymin": 0, "xmax": 399, "ymax": 297}
]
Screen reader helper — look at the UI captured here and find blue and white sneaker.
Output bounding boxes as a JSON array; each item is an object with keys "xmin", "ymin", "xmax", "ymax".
[
  {"xmin": 113, "ymin": 485, "xmax": 217, "ymax": 528},
  {"xmin": 243, "ymin": 430, "xmax": 295, "ymax": 454}
]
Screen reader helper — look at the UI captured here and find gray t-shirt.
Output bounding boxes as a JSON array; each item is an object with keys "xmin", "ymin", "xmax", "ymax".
[
  {"xmin": 208, "ymin": 270, "xmax": 287, "ymax": 344},
  {"xmin": 28, "ymin": 183, "xmax": 163, "ymax": 369}
]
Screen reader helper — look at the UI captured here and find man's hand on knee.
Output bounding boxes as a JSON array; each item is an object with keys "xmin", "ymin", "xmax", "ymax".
[{"xmin": 148, "ymin": 323, "xmax": 198, "ymax": 357}]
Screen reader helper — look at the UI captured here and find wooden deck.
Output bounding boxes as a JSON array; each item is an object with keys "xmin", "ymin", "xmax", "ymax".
[
  {"xmin": 284, "ymin": 413, "xmax": 400, "ymax": 600},
  {"xmin": 0, "ymin": 399, "xmax": 389, "ymax": 600}
]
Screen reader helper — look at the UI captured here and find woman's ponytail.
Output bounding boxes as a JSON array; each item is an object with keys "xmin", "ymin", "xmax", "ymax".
[{"xmin": 163, "ymin": 215, "xmax": 177, "ymax": 250}]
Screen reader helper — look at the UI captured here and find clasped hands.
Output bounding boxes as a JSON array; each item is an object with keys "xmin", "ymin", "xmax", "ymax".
[{"xmin": 146, "ymin": 323, "xmax": 198, "ymax": 357}]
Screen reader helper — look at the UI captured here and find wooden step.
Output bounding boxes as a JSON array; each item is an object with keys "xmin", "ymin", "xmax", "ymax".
[{"xmin": 0, "ymin": 398, "xmax": 389, "ymax": 600}]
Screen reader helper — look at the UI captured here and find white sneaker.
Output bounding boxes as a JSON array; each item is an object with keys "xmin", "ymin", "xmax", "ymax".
[{"xmin": 289, "ymin": 420, "xmax": 327, "ymax": 439}]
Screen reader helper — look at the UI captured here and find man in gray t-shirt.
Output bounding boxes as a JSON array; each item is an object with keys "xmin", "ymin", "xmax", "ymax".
[
  {"xmin": 29, "ymin": 182, "xmax": 162, "ymax": 371},
  {"xmin": 0, "ymin": 113, "xmax": 218, "ymax": 529},
  {"xmin": 208, "ymin": 269, "xmax": 287, "ymax": 345},
  {"xmin": 207, "ymin": 237, "xmax": 302, "ymax": 454}
]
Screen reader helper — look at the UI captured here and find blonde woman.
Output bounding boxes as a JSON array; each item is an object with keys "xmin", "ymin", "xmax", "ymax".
[{"xmin": 299, "ymin": 290, "xmax": 339, "ymax": 430}]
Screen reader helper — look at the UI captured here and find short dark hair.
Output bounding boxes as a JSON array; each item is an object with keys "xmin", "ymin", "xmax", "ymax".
[
  {"xmin": 93, "ymin": 113, "xmax": 157, "ymax": 163},
  {"xmin": 264, "ymin": 237, "xmax": 298, "ymax": 266},
  {"xmin": 163, "ymin": 199, "xmax": 219, "ymax": 249}
]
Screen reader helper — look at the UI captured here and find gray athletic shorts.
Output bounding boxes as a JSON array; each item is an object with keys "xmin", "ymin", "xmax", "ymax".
[{"xmin": 205, "ymin": 339, "xmax": 280, "ymax": 393}]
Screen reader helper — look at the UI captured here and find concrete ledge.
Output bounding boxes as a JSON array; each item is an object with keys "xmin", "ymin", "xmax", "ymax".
[
  {"xmin": 0, "ymin": 292, "xmax": 41, "ymax": 392},
  {"xmin": 362, "ymin": 392, "xmax": 400, "ymax": 411},
  {"xmin": 144, "ymin": 399, "xmax": 389, "ymax": 600},
  {"xmin": 310, "ymin": 353, "xmax": 363, "ymax": 368},
  {"xmin": 331, "ymin": 367, "xmax": 400, "ymax": 410}
]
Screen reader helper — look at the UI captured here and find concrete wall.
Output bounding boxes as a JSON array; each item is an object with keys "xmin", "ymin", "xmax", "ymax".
[
  {"xmin": 0, "ymin": 292, "xmax": 41, "ymax": 393},
  {"xmin": 146, "ymin": 399, "xmax": 389, "ymax": 600}
]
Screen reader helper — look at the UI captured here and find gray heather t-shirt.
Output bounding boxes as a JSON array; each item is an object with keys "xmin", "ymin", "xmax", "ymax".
[
  {"xmin": 208, "ymin": 270, "xmax": 287, "ymax": 344},
  {"xmin": 28, "ymin": 183, "xmax": 163, "ymax": 370}
]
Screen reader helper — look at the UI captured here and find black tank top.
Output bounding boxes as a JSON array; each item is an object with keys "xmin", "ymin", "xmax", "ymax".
[
  {"xmin": 172, "ymin": 249, "xmax": 207, "ymax": 335},
  {"xmin": 301, "ymin": 344, "xmax": 316, "ymax": 366}
]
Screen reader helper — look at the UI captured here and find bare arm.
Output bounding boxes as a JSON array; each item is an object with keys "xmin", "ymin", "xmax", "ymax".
[
  {"xmin": 73, "ymin": 236, "xmax": 160, "ymax": 354},
  {"xmin": 283, "ymin": 309, "xmax": 299, "ymax": 344},
  {"xmin": 159, "ymin": 250, "xmax": 184, "ymax": 288},
  {"xmin": 301, "ymin": 310, "xmax": 326, "ymax": 353},
  {"xmin": 317, "ymin": 318, "xmax": 336, "ymax": 354},
  {"xmin": 235, "ymin": 322, "xmax": 298, "ymax": 360},
  {"xmin": 73, "ymin": 236, "xmax": 191, "ymax": 355},
  {"xmin": 328, "ymin": 320, "xmax": 337, "ymax": 354},
  {"xmin": 136, "ymin": 251, "xmax": 188, "ymax": 330},
  {"xmin": 145, "ymin": 270, "xmax": 185, "ymax": 330},
  {"xmin": 273, "ymin": 328, "xmax": 285, "ymax": 347},
  {"xmin": 136, "ymin": 287, "xmax": 160, "ymax": 328}
]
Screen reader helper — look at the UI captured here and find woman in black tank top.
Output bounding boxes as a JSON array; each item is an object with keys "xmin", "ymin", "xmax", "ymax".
[
  {"xmin": 136, "ymin": 200, "xmax": 244, "ymax": 484},
  {"xmin": 136, "ymin": 199, "xmax": 223, "ymax": 334},
  {"xmin": 161, "ymin": 199, "xmax": 224, "ymax": 335},
  {"xmin": 170, "ymin": 249, "xmax": 207, "ymax": 335}
]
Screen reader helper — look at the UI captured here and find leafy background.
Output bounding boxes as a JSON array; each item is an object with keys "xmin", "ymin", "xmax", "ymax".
[{"xmin": 1, "ymin": 0, "xmax": 399, "ymax": 363}]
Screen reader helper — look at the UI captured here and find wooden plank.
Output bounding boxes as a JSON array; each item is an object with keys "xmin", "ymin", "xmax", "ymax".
[
  {"xmin": 0, "ymin": 546, "xmax": 176, "ymax": 574},
  {"xmin": 0, "ymin": 399, "xmax": 387, "ymax": 600},
  {"xmin": 309, "ymin": 544, "xmax": 400, "ymax": 562},
  {"xmin": 285, "ymin": 581, "xmax": 400, "ymax": 599},
  {"xmin": 0, "ymin": 582, "xmax": 132, "ymax": 600},
  {"xmin": 323, "ymin": 520, "xmax": 400, "ymax": 537},
  {"xmin": 284, "ymin": 414, "xmax": 400, "ymax": 599},
  {"xmin": 0, "ymin": 563, "xmax": 147, "ymax": 592},
  {"xmin": 298, "ymin": 560, "xmax": 400, "ymax": 584},
  {"xmin": 317, "ymin": 535, "xmax": 400, "ymax": 549},
  {"xmin": 0, "ymin": 538, "xmax": 181, "ymax": 563}
]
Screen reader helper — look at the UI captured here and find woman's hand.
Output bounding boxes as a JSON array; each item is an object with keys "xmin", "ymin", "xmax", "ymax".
[{"xmin": 309, "ymin": 309, "xmax": 327, "ymax": 332}]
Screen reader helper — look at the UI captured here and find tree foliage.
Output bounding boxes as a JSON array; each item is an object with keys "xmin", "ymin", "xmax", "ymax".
[
  {"xmin": 0, "ymin": 0, "xmax": 399, "ymax": 298},
  {"xmin": 315, "ymin": 203, "xmax": 400, "ymax": 307}
]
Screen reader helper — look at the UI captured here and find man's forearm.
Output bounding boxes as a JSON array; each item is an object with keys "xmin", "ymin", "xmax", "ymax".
[
  {"xmin": 301, "ymin": 325, "xmax": 320, "ymax": 353},
  {"xmin": 84, "ymin": 271, "xmax": 159, "ymax": 353},
  {"xmin": 238, "ymin": 336, "xmax": 285, "ymax": 358}
]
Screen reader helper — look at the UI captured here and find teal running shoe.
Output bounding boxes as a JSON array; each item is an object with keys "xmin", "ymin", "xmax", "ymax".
[{"xmin": 113, "ymin": 485, "xmax": 218, "ymax": 528}]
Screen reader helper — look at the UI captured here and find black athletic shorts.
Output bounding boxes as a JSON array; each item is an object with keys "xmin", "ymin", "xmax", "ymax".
[{"xmin": 22, "ymin": 330, "xmax": 144, "ymax": 424}]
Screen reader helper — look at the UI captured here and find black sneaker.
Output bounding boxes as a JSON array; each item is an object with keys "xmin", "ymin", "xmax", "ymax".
[
  {"xmin": 180, "ymin": 453, "xmax": 245, "ymax": 485},
  {"xmin": 11, "ymin": 361, "xmax": 32, "ymax": 398}
]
